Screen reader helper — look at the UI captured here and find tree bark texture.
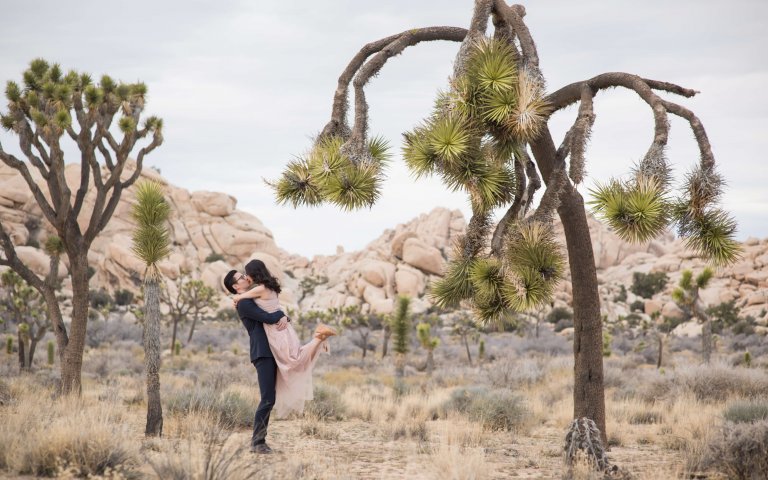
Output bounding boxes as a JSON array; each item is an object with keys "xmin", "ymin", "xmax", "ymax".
[{"xmin": 144, "ymin": 280, "xmax": 163, "ymax": 437}]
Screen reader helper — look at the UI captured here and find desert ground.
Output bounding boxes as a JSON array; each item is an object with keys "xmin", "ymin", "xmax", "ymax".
[{"xmin": 2, "ymin": 316, "xmax": 766, "ymax": 480}]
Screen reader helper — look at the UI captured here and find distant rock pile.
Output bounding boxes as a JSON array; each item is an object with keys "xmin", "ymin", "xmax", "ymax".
[{"xmin": 1, "ymin": 161, "xmax": 767, "ymax": 330}]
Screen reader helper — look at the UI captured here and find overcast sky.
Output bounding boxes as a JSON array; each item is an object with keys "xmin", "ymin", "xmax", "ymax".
[{"xmin": 1, "ymin": 0, "xmax": 766, "ymax": 258}]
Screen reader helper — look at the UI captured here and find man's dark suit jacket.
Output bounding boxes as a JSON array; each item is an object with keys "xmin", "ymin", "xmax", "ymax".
[{"xmin": 236, "ymin": 300, "xmax": 286, "ymax": 361}]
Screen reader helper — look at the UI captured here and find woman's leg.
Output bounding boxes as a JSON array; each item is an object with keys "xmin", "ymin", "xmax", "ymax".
[{"xmin": 305, "ymin": 337, "xmax": 324, "ymax": 359}]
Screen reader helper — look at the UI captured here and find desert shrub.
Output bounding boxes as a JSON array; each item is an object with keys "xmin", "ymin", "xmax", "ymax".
[
  {"xmin": 724, "ymin": 400, "xmax": 768, "ymax": 424},
  {"xmin": 113, "ymin": 289, "xmax": 134, "ymax": 306},
  {"xmin": 509, "ymin": 330, "xmax": 571, "ymax": 356},
  {"xmin": 546, "ymin": 307, "xmax": 572, "ymax": 325},
  {"xmin": 624, "ymin": 364, "xmax": 768, "ymax": 403},
  {"xmin": 731, "ymin": 318, "xmax": 756, "ymax": 336},
  {"xmin": 681, "ymin": 364, "xmax": 768, "ymax": 402},
  {"xmin": 699, "ymin": 420, "xmax": 768, "ymax": 479},
  {"xmin": 613, "ymin": 285, "xmax": 627, "ymax": 303},
  {"xmin": 486, "ymin": 357, "xmax": 546, "ymax": 388},
  {"xmin": 205, "ymin": 252, "xmax": 225, "ymax": 263},
  {"xmin": 706, "ymin": 300, "xmax": 740, "ymax": 327},
  {"xmin": 86, "ymin": 320, "xmax": 142, "ymax": 347},
  {"xmin": 630, "ymin": 271, "xmax": 668, "ymax": 299},
  {"xmin": 445, "ymin": 386, "xmax": 528, "ymax": 432},
  {"xmin": 89, "ymin": 288, "xmax": 112, "ymax": 310},
  {"xmin": 165, "ymin": 388, "xmax": 255, "ymax": 428},
  {"xmin": 629, "ymin": 300, "xmax": 645, "ymax": 312},
  {"xmin": 84, "ymin": 348, "xmax": 143, "ymax": 378},
  {"xmin": 305, "ymin": 384, "xmax": 345, "ymax": 421}
]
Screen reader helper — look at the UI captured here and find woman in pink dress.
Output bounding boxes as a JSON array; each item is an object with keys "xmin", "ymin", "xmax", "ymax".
[{"xmin": 232, "ymin": 260, "xmax": 336, "ymax": 418}]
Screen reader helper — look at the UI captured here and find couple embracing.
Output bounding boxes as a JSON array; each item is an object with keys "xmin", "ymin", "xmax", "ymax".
[{"xmin": 223, "ymin": 259, "xmax": 336, "ymax": 454}]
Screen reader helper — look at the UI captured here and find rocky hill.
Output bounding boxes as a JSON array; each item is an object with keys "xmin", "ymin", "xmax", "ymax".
[{"xmin": 1, "ymin": 162, "xmax": 767, "ymax": 331}]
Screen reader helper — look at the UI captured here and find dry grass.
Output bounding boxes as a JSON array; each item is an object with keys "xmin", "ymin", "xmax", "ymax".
[{"xmin": 2, "ymin": 330, "xmax": 767, "ymax": 479}]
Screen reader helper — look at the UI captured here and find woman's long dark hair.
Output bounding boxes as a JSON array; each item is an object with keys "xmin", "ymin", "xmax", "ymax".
[{"xmin": 244, "ymin": 259, "xmax": 281, "ymax": 294}]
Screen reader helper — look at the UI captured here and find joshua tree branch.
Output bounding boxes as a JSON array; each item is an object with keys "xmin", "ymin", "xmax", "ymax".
[{"xmin": 317, "ymin": 26, "xmax": 467, "ymax": 142}]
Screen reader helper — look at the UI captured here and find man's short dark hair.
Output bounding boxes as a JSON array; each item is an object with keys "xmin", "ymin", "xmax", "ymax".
[{"xmin": 223, "ymin": 269, "xmax": 238, "ymax": 295}]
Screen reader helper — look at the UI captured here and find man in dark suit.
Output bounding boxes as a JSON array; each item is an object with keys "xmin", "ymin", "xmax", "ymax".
[{"xmin": 223, "ymin": 269, "xmax": 288, "ymax": 454}]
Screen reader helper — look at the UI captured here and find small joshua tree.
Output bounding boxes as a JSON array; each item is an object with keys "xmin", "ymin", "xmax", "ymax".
[
  {"xmin": 416, "ymin": 322, "xmax": 439, "ymax": 375},
  {"xmin": 0, "ymin": 270, "xmax": 46, "ymax": 370},
  {"xmin": 131, "ymin": 180, "xmax": 171, "ymax": 437},
  {"xmin": 672, "ymin": 268, "xmax": 715, "ymax": 363},
  {"xmin": 451, "ymin": 311, "xmax": 479, "ymax": 367},
  {"xmin": 392, "ymin": 296, "xmax": 411, "ymax": 378}
]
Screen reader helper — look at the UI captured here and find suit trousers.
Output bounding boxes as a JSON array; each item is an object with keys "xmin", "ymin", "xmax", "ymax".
[{"xmin": 252, "ymin": 356, "xmax": 278, "ymax": 446}]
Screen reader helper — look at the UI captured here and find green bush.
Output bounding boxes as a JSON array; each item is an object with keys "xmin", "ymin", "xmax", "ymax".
[
  {"xmin": 113, "ymin": 289, "xmax": 134, "ymax": 306},
  {"xmin": 205, "ymin": 252, "xmax": 225, "ymax": 263},
  {"xmin": 724, "ymin": 401, "xmax": 768, "ymax": 424},
  {"xmin": 89, "ymin": 288, "xmax": 112, "ymax": 310},
  {"xmin": 630, "ymin": 271, "xmax": 668, "ymax": 299},
  {"xmin": 445, "ymin": 386, "xmax": 528, "ymax": 432},
  {"xmin": 629, "ymin": 300, "xmax": 645, "ymax": 312},
  {"xmin": 165, "ymin": 388, "xmax": 255, "ymax": 428},
  {"xmin": 305, "ymin": 385, "xmax": 346, "ymax": 421},
  {"xmin": 545, "ymin": 307, "xmax": 572, "ymax": 324}
]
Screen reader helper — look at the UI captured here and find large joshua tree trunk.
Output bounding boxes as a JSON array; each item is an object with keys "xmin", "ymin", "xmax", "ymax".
[
  {"xmin": 144, "ymin": 278, "xmax": 163, "ymax": 436},
  {"xmin": 530, "ymin": 132, "xmax": 606, "ymax": 445},
  {"xmin": 61, "ymin": 251, "xmax": 90, "ymax": 394}
]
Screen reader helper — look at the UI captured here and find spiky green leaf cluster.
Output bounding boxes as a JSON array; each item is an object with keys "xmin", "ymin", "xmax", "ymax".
[
  {"xmin": 43, "ymin": 235, "xmax": 64, "ymax": 257},
  {"xmin": 589, "ymin": 175, "xmax": 669, "ymax": 244},
  {"xmin": 272, "ymin": 135, "xmax": 390, "ymax": 210},
  {"xmin": 2, "ymin": 58, "xmax": 155, "ymax": 139},
  {"xmin": 503, "ymin": 222, "xmax": 565, "ymax": 311},
  {"xmin": 592, "ymin": 155, "xmax": 740, "ymax": 267},
  {"xmin": 131, "ymin": 181, "xmax": 171, "ymax": 276},
  {"xmin": 392, "ymin": 296, "xmax": 411, "ymax": 355}
]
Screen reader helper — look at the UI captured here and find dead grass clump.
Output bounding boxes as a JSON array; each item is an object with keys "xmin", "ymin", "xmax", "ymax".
[
  {"xmin": 379, "ymin": 418, "xmax": 429, "ymax": 442},
  {"xmin": 444, "ymin": 386, "xmax": 529, "ymax": 432},
  {"xmin": 0, "ymin": 395, "xmax": 138, "ymax": 477},
  {"xmin": 146, "ymin": 414, "xmax": 258, "ymax": 480},
  {"xmin": 299, "ymin": 417, "xmax": 341, "ymax": 440},
  {"xmin": 698, "ymin": 420, "xmax": 768, "ymax": 479},
  {"xmin": 628, "ymin": 410, "xmax": 663, "ymax": 425},
  {"xmin": 0, "ymin": 379, "xmax": 10, "ymax": 406},
  {"xmin": 429, "ymin": 443, "xmax": 488, "ymax": 480}
]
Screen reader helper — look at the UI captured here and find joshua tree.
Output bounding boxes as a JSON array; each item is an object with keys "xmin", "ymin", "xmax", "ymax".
[
  {"xmin": 160, "ymin": 271, "xmax": 215, "ymax": 353},
  {"xmin": 131, "ymin": 180, "xmax": 171, "ymax": 437},
  {"xmin": 184, "ymin": 279, "xmax": 216, "ymax": 344},
  {"xmin": 0, "ymin": 270, "xmax": 47, "ymax": 370},
  {"xmin": 451, "ymin": 311, "xmax": 479, "ymax": 367},
  {"xmin": 0, "ymin": 59, "xmax": 163, "ymax": 394},
  {"xmin": 672, "ymin": 268, "xmax": 715, "ymax": 363},
  {"xmin": 392, "ymin": 296, "xmax": 411, "ymax": 378},
  {"xmin": 270, "ymin": 1, "xmax": 740, "ymax": 443},
  {"xmin": 339, "ymin": 305, "xmax": 384, "ymax": 361},
  {"xmin": 416, "ymin": 322, "xmax": 439, "ymax": 375}
]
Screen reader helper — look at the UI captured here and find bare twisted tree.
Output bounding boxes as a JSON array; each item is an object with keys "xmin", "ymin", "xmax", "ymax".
[{"xmin": 270, "ymin": 1, "xmax": 740, "ymax": 444}]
